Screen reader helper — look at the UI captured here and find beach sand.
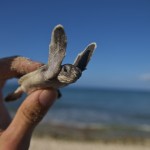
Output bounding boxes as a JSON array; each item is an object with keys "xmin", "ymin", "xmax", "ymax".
[
  {"xmin": 30, "ymin": 137, "xmax": 150, "ymax": 150},
  {"xmin": 30, "ymin": 123, "xmax": 150, "ymax": 150}
]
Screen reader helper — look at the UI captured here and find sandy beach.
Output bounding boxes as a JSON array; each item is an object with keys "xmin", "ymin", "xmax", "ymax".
[
  {"xmin": 30, "ymin": 137, "xmax": 150, "ymax": 150},
  {"xmin": 30, "ymin": 122, "xmax": 150, "ymax": 150}
]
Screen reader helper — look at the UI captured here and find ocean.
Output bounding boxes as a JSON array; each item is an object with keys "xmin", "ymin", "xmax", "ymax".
[{"xmin": 3, "ymin": 84, "xmax": 150, "ymax": 139}]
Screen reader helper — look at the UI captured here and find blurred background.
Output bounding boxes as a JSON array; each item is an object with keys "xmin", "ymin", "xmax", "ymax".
[{"xmin": 1, "ymin": 0, "xmax": 150, "ymax": 146}]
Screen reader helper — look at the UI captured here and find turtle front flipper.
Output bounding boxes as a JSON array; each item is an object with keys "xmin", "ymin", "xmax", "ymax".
[
  {"xmin": 73, "ymin": 43, "xmax": 97, "ymax": 71},
  {"xmin": 5, "ymin": 87, "xmax": 23, "ymax": 102},
  {"xmin": 45, "ymin": 25, "xmax": 67, "ymax": 79}
]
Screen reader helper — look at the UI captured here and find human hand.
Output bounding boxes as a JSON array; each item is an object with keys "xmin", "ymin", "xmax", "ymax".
[{"xmin": 0, "ymin": 56, "xmax": 57, "ymax": 150}]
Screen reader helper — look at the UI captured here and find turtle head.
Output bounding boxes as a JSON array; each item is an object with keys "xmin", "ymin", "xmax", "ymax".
[{"xmin": 58, "ymin": 64, "xmax": 82, "ymax": 83}]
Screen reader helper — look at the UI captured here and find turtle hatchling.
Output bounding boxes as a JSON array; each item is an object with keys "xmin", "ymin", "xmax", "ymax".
[{"xmin": 5, "ymin": 24, "xmax": 97, "ymax": 102}]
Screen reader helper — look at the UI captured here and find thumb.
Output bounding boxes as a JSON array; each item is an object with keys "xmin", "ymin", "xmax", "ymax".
[
  {"xmin": 2, "ymin": 89, "xmax": 57, "ymax": 145},
  {"xmin": 16, "ymin": 89, "xmax": 57, "ymax": 127}
]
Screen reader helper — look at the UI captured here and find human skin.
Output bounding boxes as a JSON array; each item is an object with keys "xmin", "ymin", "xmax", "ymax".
[{"xmin": 0, "ymin": 56, "xmax": 57, "ymax": 150}]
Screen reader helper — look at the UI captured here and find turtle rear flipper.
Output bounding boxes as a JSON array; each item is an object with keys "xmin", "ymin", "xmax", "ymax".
[{"xmin": 5, "ymin": 87, "xmax": 23, "ymax": 102}]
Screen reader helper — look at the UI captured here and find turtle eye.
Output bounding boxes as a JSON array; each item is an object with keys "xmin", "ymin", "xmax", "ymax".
[{"xmin": 63, "ymin": 66, "xmax": 68, "ymax": 72}]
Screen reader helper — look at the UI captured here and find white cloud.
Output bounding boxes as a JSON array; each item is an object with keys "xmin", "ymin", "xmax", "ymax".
[{"xmin": 139, "ymin": 73, "xmax": 150, "ymax": 81}]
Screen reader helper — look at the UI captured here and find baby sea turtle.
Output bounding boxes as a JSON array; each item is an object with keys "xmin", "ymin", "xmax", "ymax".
[{"xmin": 5, "ymin": 24, "xmax": 96, "ymax": 101}]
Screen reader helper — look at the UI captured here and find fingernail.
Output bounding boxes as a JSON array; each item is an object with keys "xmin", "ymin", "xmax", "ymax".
[{"xmin": 39, "ymin": 90, "xmax": 56, "ymax": 107}]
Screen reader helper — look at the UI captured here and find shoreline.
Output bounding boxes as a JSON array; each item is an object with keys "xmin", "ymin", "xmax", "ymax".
[{"xmin": 33, "ymin": 123, "xmax": 150, "ymax": 144}]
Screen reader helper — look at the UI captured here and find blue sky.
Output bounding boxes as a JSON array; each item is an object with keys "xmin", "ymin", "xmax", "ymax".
[{"xmin": 0, "ymin": 0, "xmax": 150, "ymax": 90}]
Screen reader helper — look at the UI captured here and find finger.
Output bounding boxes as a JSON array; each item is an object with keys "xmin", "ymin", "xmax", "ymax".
[
  {"xmin": 1, "ymin": 89, "xmax": 57, "ymax": 144},
  {"xmin": 0, "ymin": 56, "xmax": 43, "ymax": 80},
  {"xmin": 0, "ymin": 90, "xmax": 11, "ymax": 131}
]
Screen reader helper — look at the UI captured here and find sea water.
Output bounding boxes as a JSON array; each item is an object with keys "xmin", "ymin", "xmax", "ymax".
[{"xmin": 3, "ymin": 84, "xmax": 150, "ymax": 132}]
